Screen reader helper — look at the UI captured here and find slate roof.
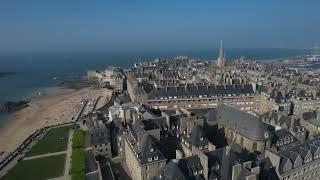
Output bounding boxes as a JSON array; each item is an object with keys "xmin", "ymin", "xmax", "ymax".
[
  {"xmin": 270, "ymin": 129, "xmax": 299, "ymax": 151},
  {"xmin": 261, "ymin": 111, "xmax": 292, "ymax": 127},
  {"xmin": 178, "ymin": 156, "xmax": 204, "ymax": 179},
  {"xmin": 269, "ymin": 89, "xmax": 285, "ymax": 103},
  {"xmin": 85, "ymin": 150, "xmax": 98, "ymax": 173},
  {"xmin": 152, "ymin": 161, "xmax": 187, "ymax": 180},
  {"xmin": 296, "ymin": 90, "xmax": 314, "ymax": 99},
  {"xmin": 206, "ymin": 104, "xmax": 269, "ymax": 141},
  {"xmin": 138, "ymin": 135, "xmax": 166, "ymax": 165},
  {"xmin": 303, "ymin": 111, "xmax": 320, "ymax": 127},
  {"xmin": 114, "ymin": 94, "xmax": 130, "ymax": 105},
  {"xmin": 89, "ymin": 126, "xmax": 111, "ymax": 146},
  {"xmin": 206, "ymin": 147, "xmax": 236, "ymax": 180},
  {"xmin": 148, "ymin": 84, "xmax": 254, "ymax": 99},
  {"xmin": 132, "ymin": 117, "xmax": 168, "ymax": 136},
  {"xmin": 303, "ymin": 111, "xmax": 318, "ymax": 121},
  {"xmin": 278, "ymin": 136, "xmax": 320, "ymax": 174},
  {"xmin": 182, "ymin": 125, "xmax": 209, "ymax": 148}
]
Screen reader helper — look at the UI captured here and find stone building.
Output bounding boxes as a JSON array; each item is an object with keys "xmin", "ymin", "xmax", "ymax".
[
  {"xmin": 108, "ymin": 102, "xmax": 141, "ymax": 124},
  {"xmin": 126, "ymin": 72, "xmax": 148, "ymax": 104},
  {"xmin": 179, "ymin": 125, "xmax": 216, "ymax": 158},
  {"xmin": 124, "ymin": 118, "xmax": 167, "ymax": 180},
  {"xmin": 292, "ymin": 90, "xmax": 320, "ymax": 116},
  {"xmin": 206, "ymin": 105, "xmax": 270, "ymax": 152},
  {"xmin": 88, "ymin": 122, "xmax": 112, "ymax": 158},
  {"xmin": 269, "ymin": 129, "xmax": 300, "ymax": 152},
  {"xmin": 87, "ymin": 67, "xmax": 125, "ymax": 91},
  {"xmin": 153, "ymin": 146, "xmax": 260, "ymax": 180},
  {"xmin": 260, "ymin": 111, "xmax": 306, "ymax": 142},
  {"xmin": 258, "ymin": 89, "xmax": 291, "ymax": 115},
  {"xmin": 147, "ymin": 84, "xmax": 257, "ymax": 114},
  {"xmin": 301, "ymin": 111, "xmax": 320, "ymax": 136},
  {"xmin": 266, "ymin": 136, "xmax": 320, "ymax": 180}
]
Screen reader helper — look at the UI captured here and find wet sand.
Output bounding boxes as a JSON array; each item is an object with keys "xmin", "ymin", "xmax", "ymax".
[{"xmin": 0, "ymin": 87, "xmax": 110, "ymax": 158}]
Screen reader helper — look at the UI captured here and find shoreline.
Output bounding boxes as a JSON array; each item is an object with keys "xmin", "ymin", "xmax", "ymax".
[{"xmin": 0, "ymin": 86, "xmax": 109, "ymax": 159}]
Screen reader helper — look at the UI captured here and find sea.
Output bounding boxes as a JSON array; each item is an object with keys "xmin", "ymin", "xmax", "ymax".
[{"xmin": 0, "ymin": 48, "xmax": 311, "ymax": 125}]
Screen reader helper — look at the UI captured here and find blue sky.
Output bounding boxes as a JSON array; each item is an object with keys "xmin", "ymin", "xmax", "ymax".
[{"xmin": 0, "ymin": 0, "xmax": 319, "ymax": 52}]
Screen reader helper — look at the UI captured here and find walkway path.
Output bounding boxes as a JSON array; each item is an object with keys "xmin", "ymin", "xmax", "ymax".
[
  {"xmin": 23, "ymin": 151, "xmax": 66, "ymax": 160},
  {"xmin": 64, "ymin": 129, "xmax": 74, "ymax": 177}
]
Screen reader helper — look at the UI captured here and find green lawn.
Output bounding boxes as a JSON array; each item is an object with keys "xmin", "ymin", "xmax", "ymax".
[
  {"xmin": 2, "ymin": 154, "xmax": 66, "ymax": 180},
  {"xmin": 27, "ymin": 126, "xmax": 71, "ymax": 156},
  {"xmin": 72, "ymin": 129, "xmax": 85, "ymax": 149},
  {"xmin": 71, "ymin": 148, "xmax": 85, "ymax": 174},
  {"xmin": 72, "ymin": 172, "xmax": 85, "ymax": 180}
]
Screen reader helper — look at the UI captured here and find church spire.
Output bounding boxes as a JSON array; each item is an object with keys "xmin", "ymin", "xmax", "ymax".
[
  {"xmin": 216, "ymin": 40, "xmax": 225, "ymax": 68},
  {"xmin": 219, "ymin": 40, "xmax": 224, "ymax": 59}
]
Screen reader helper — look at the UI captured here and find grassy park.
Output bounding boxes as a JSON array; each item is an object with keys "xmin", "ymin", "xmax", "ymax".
[
  {"xmin": 71, "ymin": 148, "xmax": 85, "ymax": 173},
  {"xmin": 72, "ymin": 129, "xmax": 85, "ymax": 149},
  {"xmin": 27, "ymin": 126, "xmax": 71, "ymax": 156},
  {"xmin": 71, "ymin": 128, "xmax": 85, "ymax": 180},
  {"xmin": 2, "ymin": 154, "xmax": 66, "ymax": 180}
]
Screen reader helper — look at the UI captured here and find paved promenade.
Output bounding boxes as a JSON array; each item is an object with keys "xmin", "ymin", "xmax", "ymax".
[{"xmin": 23, "ymin": 151, "xmax": 67, "ymax": 161}]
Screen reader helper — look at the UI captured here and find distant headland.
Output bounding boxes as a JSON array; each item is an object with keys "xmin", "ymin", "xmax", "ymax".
[{"xmin": 0, "ymin": 72, "xmax": 16, "ymax": 78}]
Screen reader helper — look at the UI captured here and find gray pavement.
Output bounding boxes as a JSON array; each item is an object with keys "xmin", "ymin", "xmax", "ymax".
[
  {"xmin": 64, "ymin": 129, "xmax": 74, "ymax": 178},
  {"xmin": 23, "ymin": 151, "xmax": 67, "ymax": 161}
]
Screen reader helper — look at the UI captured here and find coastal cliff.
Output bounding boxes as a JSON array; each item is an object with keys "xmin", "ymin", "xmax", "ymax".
[{"xmin": 0, "ymin": 101, "xmax": 29, "ymax": 113}]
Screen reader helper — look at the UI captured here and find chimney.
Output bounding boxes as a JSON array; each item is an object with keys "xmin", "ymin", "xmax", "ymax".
[
  {"xmin": 252, "ymin": 82, "xmax": 257, "ymax": 93},
  {"xmin": 161, "ymin": 111, "xmax": 170, "ymax": 127}
]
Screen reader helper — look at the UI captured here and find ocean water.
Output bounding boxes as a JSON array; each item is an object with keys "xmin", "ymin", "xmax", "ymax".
[{"xmin": 0, "ymin": 49, "xmax": 308, "ymax": 125}]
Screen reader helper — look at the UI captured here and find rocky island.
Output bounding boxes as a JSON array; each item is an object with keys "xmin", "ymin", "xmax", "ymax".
[{"xmin": 0, "ymin": 101, "xmax": 29, "ymax": 113}]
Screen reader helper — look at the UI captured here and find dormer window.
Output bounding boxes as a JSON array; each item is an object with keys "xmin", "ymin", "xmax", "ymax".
[
  {"xmin": 306, "ymin": 157, "xmax": 312, "ymax": 163},
  {"xmin": 154, "ymin": 156, "xmax": 158, "ymax": 160},
  {"xmin": 150, "ymin": 148, "xmax": 154, "ymax": 152},
  {"xmin": 148, "ymin": 157, "xmax": 152, "ymax": 162}
]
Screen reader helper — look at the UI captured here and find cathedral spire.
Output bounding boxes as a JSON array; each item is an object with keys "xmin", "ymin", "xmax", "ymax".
[
  {"xmin": 219, "ymin": 40, "xmax": 224, "ymax": 59},
  {"xmin": 216, "ymin": 40, "xmax": 225, "ymax": 68}
]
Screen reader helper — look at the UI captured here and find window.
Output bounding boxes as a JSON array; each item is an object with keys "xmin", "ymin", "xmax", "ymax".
[
  {"xmin": 154, "ymin": 156, "xmax": 158, "ymax": 160},
  {"xmin": 148, "ymin": 158, "xmax": 152, "ymax": 162}
]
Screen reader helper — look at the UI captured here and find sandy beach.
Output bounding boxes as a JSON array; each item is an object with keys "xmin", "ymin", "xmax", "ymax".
[{"xmin": 0, "ymin": 87, "xmax": 110, "ymax": 158}]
